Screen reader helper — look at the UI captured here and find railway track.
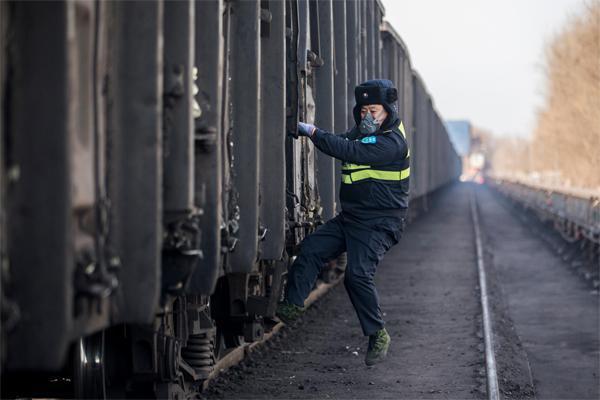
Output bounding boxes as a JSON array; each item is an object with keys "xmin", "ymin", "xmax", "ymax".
[
  {"xmin": 476, "ymin": 183, "xmax": 599, "ymax": 400},
  {"xmin": 470, "ymin": 188, "xmax": 500, "ymax": 400}
]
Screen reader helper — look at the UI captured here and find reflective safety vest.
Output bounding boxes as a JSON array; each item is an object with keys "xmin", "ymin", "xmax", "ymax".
[{"xmin": 341, "ymin": 121, "xmax": 410, "ymax": 185}]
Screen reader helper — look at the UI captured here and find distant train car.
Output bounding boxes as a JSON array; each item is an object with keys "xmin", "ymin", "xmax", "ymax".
[
  {"xmin": 0, "ymin": 0, "xmax": 460, "ymax": 398},
  {"xmin": 382, "ymin": 22, "xmax": 461, "ymax": 213}
]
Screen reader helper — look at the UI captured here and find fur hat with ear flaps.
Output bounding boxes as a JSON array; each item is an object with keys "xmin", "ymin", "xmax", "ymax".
[{"xmin": 352, "ymin": 79, "xmax": 400, "ymax": 131}]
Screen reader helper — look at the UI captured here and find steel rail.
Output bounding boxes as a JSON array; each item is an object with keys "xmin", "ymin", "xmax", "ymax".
[{"xmin": 470, "ymin": 187, "xmax": 501, "ymax": 400}]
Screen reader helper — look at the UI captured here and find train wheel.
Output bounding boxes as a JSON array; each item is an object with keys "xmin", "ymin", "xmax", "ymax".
[
  {"xmin": 222, "ymin": 324, "xmax": 246, "ymax": 350},
  {"xmin": 74, "ymin": 331, "xmax": 106, "ymax": 399},
  {"xmin": 214, "ymin": 325, "xmax": 226, "ymax": 360}
]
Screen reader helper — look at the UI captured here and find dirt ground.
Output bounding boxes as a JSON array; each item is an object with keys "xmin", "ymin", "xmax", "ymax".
[
  {"xmin": 202, "ymin": 183, "xmax": 596, "ymax": 399},
  {"xmin": 205, "ymin": 184, "xmax": 480, "ymax": 399},
  {"xmin": 477, "ymin": 185, "xmax": 599, "ymax": 399}
]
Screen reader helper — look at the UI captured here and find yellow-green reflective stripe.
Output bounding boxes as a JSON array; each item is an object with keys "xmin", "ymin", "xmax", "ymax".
[
  {"xmin": 399, "ymin": 121, "xmax": 406, "ymax": 138},
  {"xmin": 401, "ymin": 167, "xmax": 410, "ymax": 179},
  {"xmin": 341, "ymin": 167, "xmax": 410, "ymax": 184},
  {"xmin": 341, "ymin": 163, "xmax": 371, "ymax": 171},
  {"xmin": 398, "ymin": 122, "xmax": 411, "ymax": 157},
  {"xmin": 351, "ymin": 168, "xmax": 410, "ymax": 182}
]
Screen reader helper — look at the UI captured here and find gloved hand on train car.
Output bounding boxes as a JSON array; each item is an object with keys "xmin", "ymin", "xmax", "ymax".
[{"xmin": 297, "ymin": 122, "xmax": 317, "ymax": 138}]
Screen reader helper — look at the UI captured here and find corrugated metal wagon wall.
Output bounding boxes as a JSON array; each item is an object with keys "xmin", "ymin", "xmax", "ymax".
[
  {"xmin": 3, "ymin": 0, "xmax": 167, "ymax": 369},
  {"xmin": 0, "ymin": 1, "xmax": 463, "ymax": 395},
  {"xmin": 381, "ymin": 22, "xmax": 414, "ymax": 195}
]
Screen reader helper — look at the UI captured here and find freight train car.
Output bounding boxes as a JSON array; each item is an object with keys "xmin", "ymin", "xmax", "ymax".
[
  {"xmin": 381, "ymin": 22, "xmax": 461, "ymax": 214},
  {"xmin": 0, "ymin": 0, "xmax": 460, "ymax": 398}
]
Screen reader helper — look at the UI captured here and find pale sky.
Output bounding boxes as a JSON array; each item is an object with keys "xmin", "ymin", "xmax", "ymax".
[{"xmin": 380, "ymin": 0, "xmax": 590, "ymax": 137}]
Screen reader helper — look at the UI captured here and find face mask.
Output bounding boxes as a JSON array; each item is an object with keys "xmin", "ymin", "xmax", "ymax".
[{"xmin": 359, "ymin": 112, "xmax": 379, "ymax": 135}]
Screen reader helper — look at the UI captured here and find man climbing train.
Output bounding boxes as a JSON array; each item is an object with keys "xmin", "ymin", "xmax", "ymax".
[{"xmin": 277, "ymin": 79, "xmax": 410, "ymax": 366}]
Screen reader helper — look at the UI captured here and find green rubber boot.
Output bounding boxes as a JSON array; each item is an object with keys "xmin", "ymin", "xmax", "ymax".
[
  {"xmin": 365, "ymin": 327, "xmax": 391, "ymax": 366},
  {"xmin": 275, "ymin": 302, "xmax": 304, "ymax": 325}
]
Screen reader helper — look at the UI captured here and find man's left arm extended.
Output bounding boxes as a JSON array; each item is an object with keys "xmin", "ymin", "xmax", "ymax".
[{"xmin": 309, "ymin": 128, "xmax": 400, "ymax": 165}]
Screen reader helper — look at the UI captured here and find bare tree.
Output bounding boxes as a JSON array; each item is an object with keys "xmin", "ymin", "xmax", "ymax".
[{"xmin": 529, "ymin": 2, "xmax": 600, "ymax": 189}]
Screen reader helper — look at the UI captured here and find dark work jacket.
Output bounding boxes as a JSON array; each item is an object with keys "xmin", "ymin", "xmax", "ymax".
[{"xmin": 310, "ymin": 118, "xmax": 410, "ymax": 224}]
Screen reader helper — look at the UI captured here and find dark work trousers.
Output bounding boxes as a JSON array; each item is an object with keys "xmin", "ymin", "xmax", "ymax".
[{"xmin": 285, "ymin": 212, "xmax": 404, "ymax": 336}]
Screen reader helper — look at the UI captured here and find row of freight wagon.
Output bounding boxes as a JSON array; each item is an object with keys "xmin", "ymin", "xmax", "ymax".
[{"xmin": 0, "ymin": 0, "xmax": 460, "ymax": 398}]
